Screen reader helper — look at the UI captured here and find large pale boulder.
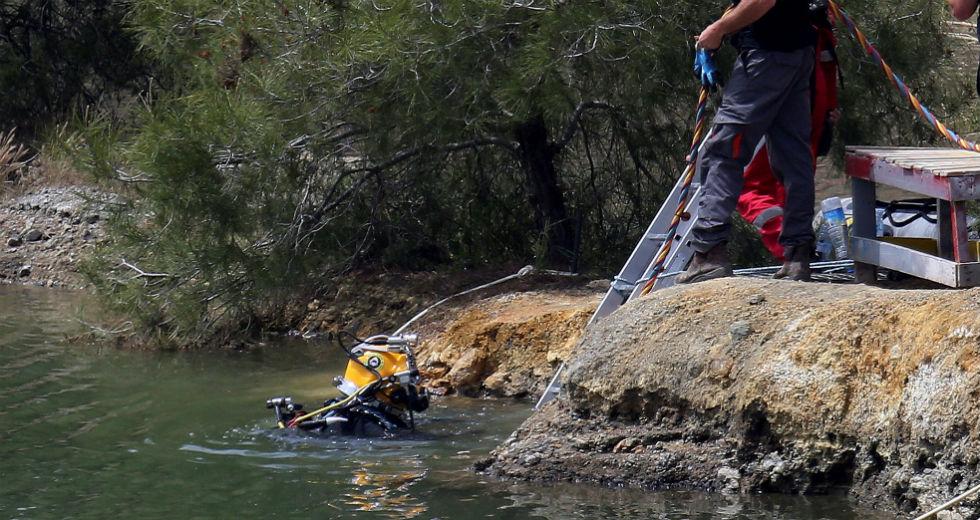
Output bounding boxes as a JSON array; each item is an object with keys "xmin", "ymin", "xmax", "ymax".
[{"xmin": 483, "ymin": 278, "xmax": 980, "ymax": 517}]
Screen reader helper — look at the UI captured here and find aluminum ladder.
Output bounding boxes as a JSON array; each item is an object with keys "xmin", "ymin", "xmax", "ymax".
[{"xmin": 534, "ymin": 132, "xmax": 712, "ymax": 409}]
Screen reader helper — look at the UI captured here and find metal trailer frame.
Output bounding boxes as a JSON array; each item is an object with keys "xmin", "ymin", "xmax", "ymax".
[{"xmin": 846, "ymin": 147, "xmax": 980, "ymax": 287}]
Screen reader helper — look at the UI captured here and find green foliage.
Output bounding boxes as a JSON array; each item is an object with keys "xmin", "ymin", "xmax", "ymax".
[
  {"xmin": 833, "ymin": 0, "xmax": 974, "ymax": 151},
  {"xmin": 0, "ymin": 1, "xmax": 153, "ymax": 141},
  {"xmin": 77, "ymin": 0, "xmax": 969, "ymax": 345}
]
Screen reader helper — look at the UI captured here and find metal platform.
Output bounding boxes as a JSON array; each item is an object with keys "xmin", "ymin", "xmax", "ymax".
[
  {"xmin": 733, "ymin": 260, "xmax": 868, "ymax": 283},
  {"xmin": 846, "ymin": 146, "xmax": 980, "ymax": 287}
]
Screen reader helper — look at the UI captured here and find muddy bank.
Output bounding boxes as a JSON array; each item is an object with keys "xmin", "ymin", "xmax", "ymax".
[
  {"xmin": 413, "ymin": 289, "xmax": 600, "ymax": 397},
  {"xmin": 0, "ymin": 186, "xmax": 111, "ymax": 288},
  {"xmin": 482, "ymin": 278, "xmax": 980, "ymax": 517},
  {"xmin": 285, "ymin": 268, "xmax": 602, "ymax": 396}
]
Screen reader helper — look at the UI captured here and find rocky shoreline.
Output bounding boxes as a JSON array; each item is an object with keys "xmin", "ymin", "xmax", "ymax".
[
  {"xmin": 480, "ymin": 278, "xmax": 980, "ymax": 518},
  {"xmin": 412, "ymin": 288, "xmax": 600, "ymax": 398},
  {"xmin": 8, "ymin": 185, "xmax": 980, "ymax": 516},
  {"xmin": 0, "ymin": 186, "xmax": 111, "ymax": 289},
  {"xmin": 283, "ymin": 269, "xmax": 603, "ymax": 398}
]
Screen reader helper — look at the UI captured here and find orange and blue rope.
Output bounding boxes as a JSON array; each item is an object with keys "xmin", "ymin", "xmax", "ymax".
[
  {"xmin": 828, "ymin": 0, "xmax": 980, "ymax": 152},
  {"xmin": 639, "ymin": 86, "xmax": 711, "ymax": 295}
]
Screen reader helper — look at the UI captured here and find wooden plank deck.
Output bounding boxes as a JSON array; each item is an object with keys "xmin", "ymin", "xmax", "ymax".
[{"xmin": 847, "ymin": 146, "xmax": 980, "ymax": 177}]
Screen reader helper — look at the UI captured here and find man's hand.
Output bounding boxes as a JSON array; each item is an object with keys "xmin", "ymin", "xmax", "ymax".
[
  {"xmin": 697, "ymin": 22, "xmax": 726, "ymax": 51},
  {"xmin": 693, "ymin": 49, "xmax": 722, "ymax": 90}
]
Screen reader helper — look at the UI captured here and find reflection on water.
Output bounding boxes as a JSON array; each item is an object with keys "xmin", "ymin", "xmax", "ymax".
[
  {"xmin": 345, "ymin": 461, "xmax": 427, "ymax": 517},
  {"xmin": 0, "ymin": 285, "xmax": 888, "ymax": 519}
]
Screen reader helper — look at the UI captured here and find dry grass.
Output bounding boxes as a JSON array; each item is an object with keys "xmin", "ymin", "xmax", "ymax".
[
  {"xmin": 0, "ymin": 125, "xmax": 92, "ymax": 199},
  {"xmin": 23, "ymin": 157, "xmax": 90, "ymax": 189},
  {"xmin": 0, "ymin": 128, "xmax": 30, "ymax": 187}
]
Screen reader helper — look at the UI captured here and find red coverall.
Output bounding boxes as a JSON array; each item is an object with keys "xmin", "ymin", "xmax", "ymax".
[{"xmin": 736, "ymin": 23, "xmax": 839, "ymax": 261}]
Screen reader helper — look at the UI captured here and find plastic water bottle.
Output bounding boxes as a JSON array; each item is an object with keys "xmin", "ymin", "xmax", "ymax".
[
  {"xmin": 875, "ymin": 207, "xmax": 886, "ymax": 237},
  {"xmin": 815, "ymin": 221, "xmax": 833, "ymax": 260},
  {"xmin": 821, "ymin": 197, "xmax": 849, "ymax": 260}
]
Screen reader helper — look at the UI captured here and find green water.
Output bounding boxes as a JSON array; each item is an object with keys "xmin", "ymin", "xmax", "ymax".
[{"xmin": 0, "ymin": 286, "xmax": 888, "ymax": 519}]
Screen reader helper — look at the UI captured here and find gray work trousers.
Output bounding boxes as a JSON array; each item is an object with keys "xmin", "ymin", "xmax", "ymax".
[{"xmin": 691, "ymin": 46, "xmax": 816, "ymax": 253}]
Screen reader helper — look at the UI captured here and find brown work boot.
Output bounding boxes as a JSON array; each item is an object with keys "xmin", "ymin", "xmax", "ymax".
[
  {"xmin": 773, "ymin": 243, "xmax": 813, "ymax": 282},
  {"xmin": 676, "ymin": 243, "xmax": 733, "ymax": 284}
]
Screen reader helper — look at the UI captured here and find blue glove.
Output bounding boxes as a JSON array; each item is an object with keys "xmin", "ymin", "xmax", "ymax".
[{"xmin": 693, "ymin": 48, "xmax": 721, "ymax": 91}]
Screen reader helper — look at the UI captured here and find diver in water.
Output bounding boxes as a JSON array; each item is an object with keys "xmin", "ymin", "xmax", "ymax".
[{"xmin": 267, "ymin": 333, "xmax": 429, "ymax": 436}]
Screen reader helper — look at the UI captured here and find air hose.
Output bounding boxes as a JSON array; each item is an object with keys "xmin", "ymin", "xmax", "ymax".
[
  {"xmin": 395, "ymin": 265, "xmax": 548, "ymax": 336},
  {"xmin": 284, "ymin": 383, "xmax": 375, "ymax": 428}
]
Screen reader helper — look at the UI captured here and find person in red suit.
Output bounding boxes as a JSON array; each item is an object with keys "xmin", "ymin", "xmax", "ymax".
[{"xmin": 736, "ymin": 14, "xmax": 839, "ymax": 261}]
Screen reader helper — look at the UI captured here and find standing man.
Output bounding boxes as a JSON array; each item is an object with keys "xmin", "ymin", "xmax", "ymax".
[
  {"xmin": 737, "ymin": 4, "xmax": 839, "ymax": 262},
  {"xmin": 677, "ymin": 0, "xmax": 817, "ymax": 284}
]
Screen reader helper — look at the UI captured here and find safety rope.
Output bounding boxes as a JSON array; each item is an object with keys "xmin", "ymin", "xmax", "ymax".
[
  {"xmin": 639, "ymin": 86, "xmax": 712, "ymax": 295},
  {"xmin": 828, "ymin": 0, "xmax": 980, "ymax": 152},
  {"xmin": 393, "ymin": 265, "xmax": 576, "ymax": 335}
]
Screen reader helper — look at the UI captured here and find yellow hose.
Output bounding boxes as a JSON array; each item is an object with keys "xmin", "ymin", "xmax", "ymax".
[{"xmin": 281, "ymin": 383, "xmax": 374, "ymax": 428}]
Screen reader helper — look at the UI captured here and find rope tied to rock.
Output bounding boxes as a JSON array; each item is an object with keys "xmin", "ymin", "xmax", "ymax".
[{"xmin": 394, "ymin": 265, "xmax": 577, "ymax": 335}]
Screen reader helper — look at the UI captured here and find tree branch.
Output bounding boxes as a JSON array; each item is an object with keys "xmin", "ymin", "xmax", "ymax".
[
  {"xmin": 553, "ymin": 101, "xmax": 617, "ymax": 152},
  {"xmin": 347, "ymin": 137, "xmax": 519, "ymax": 175}
]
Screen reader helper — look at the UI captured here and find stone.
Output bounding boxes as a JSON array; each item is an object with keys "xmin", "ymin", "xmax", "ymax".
[
  {"xmin": 748, "ymin": 294, "xmax": 766, "ymax": 305},
  {"xmin": 84, "ymin": 214, "xmax": 100, "ymax": 224},
  {"xmin": 485, "ymin": 278, "xmax": 980, "ymax": 516},
  {"xmin": 425, "ymin": 378, "xmax": 451, "ymax": 396},
  {"xmin": 24, "ymin": 229, "xmax": 43, "ymax": 242},
  {"xmin": 613, "ymin": 437, "xmax": 641, "ymax": 453},
  {"xmin": 6, "ymin": 236, "xmax": 22, "ymax": 247},
  {"xmin": 447, "ymin": 349, "xmax": 488, "ymax": 392},
  {"xmin": 587, "ymin": 279, "xmax": 610, "ymax": 291},
  {"xmin": 729, "ymin": 320, "xmax": 753, "ymax": 342},
  {"xmin": 717, "ymin": 467, "xmax": 741, "ymax": 493},
  {"xmin": 483, "ymin": 371, "xmax": 511, "ymax": 395},
  {"xmin": 522, "ymin": 453, "xmax": 541, "ymax": 466}
]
